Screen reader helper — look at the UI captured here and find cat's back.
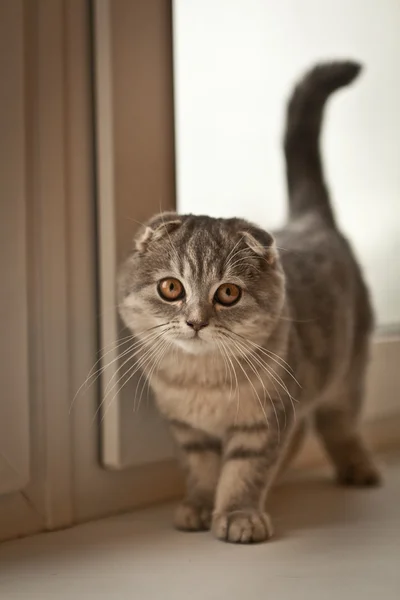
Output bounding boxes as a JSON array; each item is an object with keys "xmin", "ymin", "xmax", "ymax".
[{"xmin": 274, "ymin": 214, "xmax": 373, "ymax": 363}]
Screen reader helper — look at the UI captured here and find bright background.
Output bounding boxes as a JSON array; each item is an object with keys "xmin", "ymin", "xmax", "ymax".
[{"xmin": 173, "ymin": 0, "xmax": 400, "ymax": 326}]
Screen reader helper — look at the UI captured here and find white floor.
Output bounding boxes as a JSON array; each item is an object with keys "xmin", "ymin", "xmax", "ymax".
[{"xmin": 1, "ymin": 456, "xmax": 399, "ymax": 600}]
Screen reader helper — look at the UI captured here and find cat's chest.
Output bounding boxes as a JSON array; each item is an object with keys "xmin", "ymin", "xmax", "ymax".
[
  {"xmin": 152, "ymin": 379, "xmax": 235, "ymax": 436},
  {"xmin": 147, "ymin": 350, "xmax": 268, "ymax": 436}
]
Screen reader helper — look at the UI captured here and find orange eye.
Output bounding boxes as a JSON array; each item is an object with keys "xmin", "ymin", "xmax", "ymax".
[
  {"xmin": 158, "ymin": 278, "xmax": 185, "ymax": 301},
  {"xmin": 215, "ymin": 283, "xmax": 241, "ymax": 306}
]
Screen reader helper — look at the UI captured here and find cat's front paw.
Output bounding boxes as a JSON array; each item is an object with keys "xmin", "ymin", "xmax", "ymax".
[
  {"xmin": 212, "ymin": 509, "xmax": 273, "ymax": 544},
  {"xmin": 174, "ymin": 501, "xmax": 212, "ymax": 532}
]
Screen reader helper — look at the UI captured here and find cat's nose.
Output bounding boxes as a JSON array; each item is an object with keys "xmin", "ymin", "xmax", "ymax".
[{"xmin": 186, "ymin": 320, "xmax": 209, "ymax": 332}]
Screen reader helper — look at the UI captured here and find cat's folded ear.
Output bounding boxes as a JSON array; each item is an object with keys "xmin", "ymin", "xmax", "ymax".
[
  {"xmin": 134, "ymin": 212, "xmax": 182, "ymax": 253},
  {"xmin": 240, "ymin": 227, "xmax": 277, "ymax": 265}
]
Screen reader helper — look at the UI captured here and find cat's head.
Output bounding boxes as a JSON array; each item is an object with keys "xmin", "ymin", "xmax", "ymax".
[{"xmin": 118, "ymin": 212, "xmax": 285, "ymax": 355}]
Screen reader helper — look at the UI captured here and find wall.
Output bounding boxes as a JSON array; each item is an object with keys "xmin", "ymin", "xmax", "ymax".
[{"xmin": 173, "ymin": 0, "xmax": 400, "ymax": 326}]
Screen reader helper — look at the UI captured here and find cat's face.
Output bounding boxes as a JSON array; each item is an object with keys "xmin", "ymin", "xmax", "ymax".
[{"xmin": 118, "ymin": 213, "xmax": 285, "ymax": 356}]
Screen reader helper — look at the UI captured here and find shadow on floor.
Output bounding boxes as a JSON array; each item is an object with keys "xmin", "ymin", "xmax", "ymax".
[{"xmin": 269, "ymin": 473, "xmax": 384, "ymax": 539}]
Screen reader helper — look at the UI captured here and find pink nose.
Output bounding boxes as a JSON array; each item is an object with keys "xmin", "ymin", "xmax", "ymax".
[{"xmin": 186, "ymin": 320, "xmax": 209, "ymax": 332}]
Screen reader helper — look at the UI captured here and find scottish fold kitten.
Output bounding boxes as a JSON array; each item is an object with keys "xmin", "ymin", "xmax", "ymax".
[{"xmin": 118, "ymin": 61, "xmax": 381, "ymax": 544}]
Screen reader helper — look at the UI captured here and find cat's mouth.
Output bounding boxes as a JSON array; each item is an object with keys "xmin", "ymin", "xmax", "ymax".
[
  {"xmin": 172, "ymin": 333, "xmax": 212, "ymax": 355},
  {"xmin": 188, "ymin": 330, "xmax": 201, "ymax": 339},
  {"xmin": 181, "ymin": 332, "xmax": 207, "ymax": 343}
]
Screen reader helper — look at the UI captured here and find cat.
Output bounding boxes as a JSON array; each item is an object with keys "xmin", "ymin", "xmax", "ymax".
[{"xmin": 118, "ymin": 61, "xmax": 381, "ymax": 544}]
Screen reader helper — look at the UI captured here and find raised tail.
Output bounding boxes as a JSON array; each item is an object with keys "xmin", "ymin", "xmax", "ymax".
[{"xmin": 284, "ymin": 60, "xmax": 362, "ymax": 228}]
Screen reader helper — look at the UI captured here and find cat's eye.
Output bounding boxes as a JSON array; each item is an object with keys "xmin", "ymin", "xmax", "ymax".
[
  {"xmin": 158, "ymin": 278, "xmax": 185, "ymax": 301},
  {"xmin": 215, "ymin": 283, "xmax": 241, "ymax": 306}
]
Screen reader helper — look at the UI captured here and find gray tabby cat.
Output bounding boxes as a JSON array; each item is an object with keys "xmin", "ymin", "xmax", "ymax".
[{"xmin": 118, "ymin": 61, "xmax": 381, "ymax": 544}]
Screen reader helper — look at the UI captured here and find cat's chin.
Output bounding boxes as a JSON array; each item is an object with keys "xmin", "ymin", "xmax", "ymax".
[{"xmin": 172, "ymin": 337, "xmax": 214, "ymax": 356}]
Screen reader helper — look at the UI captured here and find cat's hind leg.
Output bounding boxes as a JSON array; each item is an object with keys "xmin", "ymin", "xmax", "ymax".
[{"xmin": 314, "ymin": 353, "xmax": 381, "ymax": 487}]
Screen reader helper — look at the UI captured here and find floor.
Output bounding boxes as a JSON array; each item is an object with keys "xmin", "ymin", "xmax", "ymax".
[{"xmin": 1, "ymin": 456, "xmax": 399, "ymax": 600}]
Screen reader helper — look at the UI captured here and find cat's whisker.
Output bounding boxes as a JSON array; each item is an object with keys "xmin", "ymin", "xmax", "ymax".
[
  {"xmin": 224, "ymin": 236, "xmax": 249, "ymax": 269},
  {"xmin": 245, "ymin": 348, "xmax": 297, "ymax": 421},
  {"xmin": 94, "ymin": 321, "xmax": 172, "ymax": 357},
  {"xmin": 214, "ymin": 335, "xmax": 233, "ymax": 401},
  {"xmin": 257, "ymin": 348, "xmax": 301, "ymax": 386},
  {"xmin": 94, "ymin": 343, "xmax": 156, "ymax": 425},
  {"xmin": 217, "ymin": 329, "xmax": 295, "ymax": 425},
  {"xmin": 217, "ymin": 336, "xmax": 239, "ymax": 414},
  {"xmin": 96, "ymin": 333, "xmax": 134, "ymax": 353},
  {"xmin": 228, "ymin": 337, "xmax": 282, "ymax": 438},
  {"xmin": 151, "ymin": 332, "xmax": 181, "ymax": 401},
  {"xmin": 123, "ymin": 215, "xmax": 148, "ymax": 229},
  {"xmin": 223, "ymin": 340, "xmax": 240, "ymax": 408},
  {"xmin": 230, "ymin": 342, "xmax": 286, "ymax": 440},
  {"xmin": 274, "ymin": 245, "xmax": 303, "ymax": 257},
  {"xmin": 278, "ymin": 316, "xmax": 316, "ymax": 324},
  {"xmin": 225, "ymin": 253, "xmax": 260, "ymax": 276},
  {"xmin": 134, "ymin": 340, "xmax": 165, "ymax": 408},
  {"xmin": 143, "ymin": 340, "xmax": 169, "ymax": 404},
  {"xmin": 152, "ymin": 338, "xmax": 173, "ymax": 388},
  {"xmin": 223, "ymin": 338, "xmax": 270, "ymax": 427},
  {"xmin": 250, "ymin": 351, "xmax": 297, "ymax": 402},
  {"xmin": 129, "ymin": 334, "xmax": 174, "ymax": 410},
  {"xmin": 215, "ymin": 327, "xmax": 295, "ymax": 395},
  {"xmin": 264, "ymin": 360, "xmax": 298, "ymax": 413},
  {"xmin": 99, "ymin": 321, "xmax": 173, "ymax": 352},
  {"xmin": 234, "ymin": 334, "xmax": 296, "ymax": 398},
  {"xmin": 213, "ymin": 336, "xmax": 229, "ymax": 389},
  {"xmin": 226, "ymin": 257, "xmax": 261, "ymax": 274},
  {"xmin": 98, "ymin": 329, "xmax": 173, "ymax": 419},
  {"xmin": 224, "ymin": 343, "xmax": 235, "ymax": 402},
  {"xmin": 135, "ymin": 338, "xmax": 172, "ymax": 410},
  {"xmin": 226, "ymin": 329, "xmax": 301, "ymax": 388},
  {"xmin": 250, "ymin": 351, "xmax": 295, "ymax": 424},
  {"xmin": 237, "ymin": 342, "xmax": 288, "ymax": 431},
  {"xmin": 84, "ymin": 333, "xmax": 152, "ymax": 390},
  {"xmin": 253, "ymin": 346, "xmax": 300, "ymax": 387},
  {"xmin": 70, "ymin": 323, "xmax": 173, "ymax": 415},
  {"xmin": 227, "ymin": 255, "xmax": 259, "ymax": 268},
  {"xmin": 102, "ymin": 329, "xmax": 169, "ymax": 397},
  {"xmin": 134, "ymin": 332, "xmax": 176, "ymax": 404},
  {"xmin": 98, "ymin": 335, "xmax": 169, "ymax": 425},
  {"xmin": 69, "ymin": 338, "xmax": 135, "ymax": 414},
  {"xmin": 232, "ymin": 332, "xmax": 296, "ymax": 374},
  {"xmin": 225, "ymin": 251, "xmax": 251, "ymax": 271},
  {"xmin": 251, "ymin": 354, "xmax": 287, "ymax": 430},
  {"xmin": 106, "ymin": 324, "xmax": 175, "ymax": 381},
  {"xmin": 149, "ymin": 339, "xmax": 174, "ymax": 399},
  {"xmin": 141, "ymin": 338, "xmax": 174, "ymax": 410}
]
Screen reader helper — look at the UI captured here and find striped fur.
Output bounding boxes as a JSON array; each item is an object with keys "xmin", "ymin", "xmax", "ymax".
[{"xmin": 118, "ymin": 61, "xmax": 381, "ymax": 544}]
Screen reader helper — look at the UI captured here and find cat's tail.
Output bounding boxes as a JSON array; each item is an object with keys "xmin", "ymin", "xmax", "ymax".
[{"xmin": 284, "ymin": 60, "xmax": 362, "ymax": 228}]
